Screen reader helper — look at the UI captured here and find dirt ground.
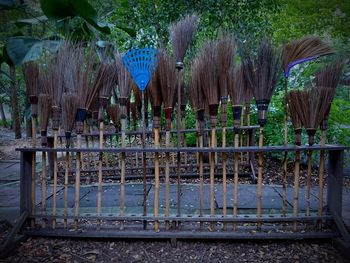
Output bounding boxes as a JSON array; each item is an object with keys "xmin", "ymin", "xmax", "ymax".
[{"xmin": 0, "ymin": 126, "xmax": 349, "ymax": 262}]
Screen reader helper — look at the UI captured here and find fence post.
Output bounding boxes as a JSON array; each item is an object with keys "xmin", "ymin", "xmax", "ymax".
[
  {"xmin": 327, "ymin": 149, "xmax": 344, "ymax": 215},
  {"xmin": 20, "ymin": 150, "xmax": 33, "ymax": 216}
]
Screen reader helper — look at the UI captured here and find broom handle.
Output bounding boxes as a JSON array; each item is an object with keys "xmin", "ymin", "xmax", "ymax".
[
  {"xmin": 165, "ymin": 130, "xmax": 170, "ymax": 230},
  {"xmin": 74, "ymin": 134, "xmax": 81, "ymax": 230},
  {"xmin": 154, "ymin": 128, "xmax": 160, "ymax": 231},
  {"xmin": 318, "ymin": 130, "xmax": 326, "ymax": 225},
  {"xmin": 199, "ymin": 134, "xmax": 204, "ymax": 229},
  {"xmin": 52, "ymin": 130, "xmax": 58, "ymax": 229},
  {"xmin": 64, "ymin": 151, "xmax": 69, "ymax": 228},
  {"xmin": 176, "ymin": 68, "xmax": 182, "ymax": 222},
  {"xmin": 282, "ymin": 78, "xmax": 288, "ymax": 217},
  {"xmin": 41, "ymin": 151, "xmax": 46, "ymax": 228},
  {"xmin": 257, "ymin": 127, "xmax": 264, "ymax": 229},
  {"xmin": 246, "ymin": 103, "xmax": 251, "ymax": 163},
  {"xmin": 210, "ymin": 127, "xmax": 216, "ymax": 229},
  {"xmin": 222, "ymin": 126, "xmax": 227, "ymax": 230},
  {"xmin": 97, "ymin": 120, "xmax": 104, "ymax": 228},
  {"xmin": 240, "ymin": 118, "xmax": 243, "ymax": 162},
  {"xmin": 141, "ymin": 91, "xmax": 147, "ymax": 229},
  {"xmin": 233, "ymin": 133, "xmax": 239, "ymax": 231},
  {"xmin": 293, "ymin": 150, "xmax": 300, "ymax": 232},
  {"xmin": 31, "ymin": 117, "xmax": 36, "ymax": 228},
  {"xmin": 306, "ymin": 150, "xmax": 312, "ymax": 216},
  {"xmin": 182, "ymin": 117, "xmax": 187, "ymax": 176},
  {"xmin": 121, "ymin": 118, "xmax": 126, "ymax": 229}
]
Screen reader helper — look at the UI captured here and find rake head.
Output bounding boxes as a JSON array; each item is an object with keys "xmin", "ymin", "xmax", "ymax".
[{"xmin": 122, "ymin": 48, "xmax": 157, "ymax": 91}]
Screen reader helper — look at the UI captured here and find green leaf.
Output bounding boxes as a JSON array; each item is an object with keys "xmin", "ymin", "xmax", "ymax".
[
  {"xmin": 0, "ymin": 0, "xmax": 16, "ymax": 10},
  {"xmin": 39, "ymin": 0, "xmax": 73, "ymax": 19},
  {"xmin": 14, "ymin": 16, "xmax": 48, "ymax": 28},
  {"xmin": 115, "ymin": 25, "xmax": 136, "ymax": 37},
  {"xmin": 4, "ymin": 36, "xmax": 61, "ymax": 66},
  {"xmin": 70, "ymin": 0, "xmax": 110, "ymax": 34}
]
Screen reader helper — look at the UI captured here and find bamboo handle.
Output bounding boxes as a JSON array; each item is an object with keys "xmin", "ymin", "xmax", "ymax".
[
  {"xmin": 293, "ymin": 150, "xmax": 300, "ymax": 231},
  {"xmin": 233, "ymin": 133, "xmax": 239, "ymax": 231},
  {"xmin": 318, "ymin": 130, "xmax": 326, "ymax": 226},
  {"xmin": 306, "ymin": 150, "xmax": 312, "ymax": 216},
  {"xmin": 31, "ymin": 117, "xmax": 36, "ymax": 227},
  {"xmin": 154, "ymin": 128, "xmax": 160, "ymax": 231},
  {"xmin": 97, "ymin": 121, "xmax": 104, "ymax": 228},
  {"xmin": 199, "ymin": 134, "xmax": 204, "ymax": 229},
  {"xmin": 74, "ymin": 134, "xmax": 82, "ymax": 230},
  {"xmin": 120, "ymin": 118, "xmax": 126, "ymax": 229},
  {"xmin": 52, "ymin": 131, "xmax": 58, "ymax": 229},
  {"xmin": 222, "ymin": 127, "xmax": 227, "ymax": 230},
  {"xmin": 210, "ymin": 127, "xmax": 216, "ymax": 229},
  {"xmin": 64, "ymin": 151, "xmax": 69, "ymax": 228},
  {"xmin": 41, "ymin": 151, "xmax": 46, "ymax": 228},
  {"xmin": 165, "ymin": 131, "xmax": 170, "ymax": 230},
  {"xmin": 257, "ymin": 127, "xmax": 264, "ymax": 229}
]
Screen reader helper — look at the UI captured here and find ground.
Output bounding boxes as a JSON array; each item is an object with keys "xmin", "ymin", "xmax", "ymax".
[{"xmin": 0, "ymin": 126, "xmax": 349, "ymax": 262}]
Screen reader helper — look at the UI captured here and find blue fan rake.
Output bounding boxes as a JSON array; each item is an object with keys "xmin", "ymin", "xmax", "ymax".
[{"xmin": 122, "ymin": 48, "xmax": 157, "ymax": 91}]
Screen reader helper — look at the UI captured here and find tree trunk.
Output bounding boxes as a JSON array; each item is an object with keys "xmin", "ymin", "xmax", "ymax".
[
  {"xmin": 10, "ymin": 66, "xmax": 21, "ymax": 139},
  {"xmin": 0, "ymin": 102, "xmax": 7, "ymax": 127}
]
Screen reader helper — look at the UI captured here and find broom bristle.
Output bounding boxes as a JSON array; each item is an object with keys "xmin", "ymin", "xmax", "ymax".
[
  {"xmin": 158, "ymin": 49, "xmax": 176, "ymax": 108},
  {"xmin": 282, "ymin": 36, "xmax": 333, "ymax": 76},
  {"xmin": 106, "ymin": 104, "xmax": 119, "ymax": 131},
  {"xmin": 38, "ymin": 93, "xmax": 52, "ymax": 131},
  {"xmin": 169, "ymin": 14, "xmax": 199, "ymax": 63},
  {"xmin": 62, "ymin": 93, "xmax": 78, "ymax": 133},
  {"xmin": 228, "ymin": 65, "xmax": 245, "ymax": 105},
  {"xmin": 97, "ymin": 62, "xmax": 118, "ymax": 99},
  {"xmin": 216, "ymin": 31, "xmax": 235, "ymax": 99},
  {"xmin": 242, "ymin": 38, "xmax": 280, "ymax": 101},
  {"xmin": 286, "ymin": 92, "xmax": 302, "ymax": 130},
  {"xmin": 23, "ymin": 62, "xmax": 40, "ymax": 98},
  {"xmin": 289, "ymin": 88, "xmax": 333, "ymax": 144},
  {"xmin": 200, "ymin": 41, "xmax": 219, "ymax": 106},
  {"xmin": 315, "ymin": 60, "xmax": 344, "ymax": 97},
  {"xmin": 115, "ymin": 52, "xmax": 132, "ymax": 99}
]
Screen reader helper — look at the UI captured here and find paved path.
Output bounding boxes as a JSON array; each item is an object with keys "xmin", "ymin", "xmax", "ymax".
[{"xmin": 0, "ymin": 160, "xmax": 349, "ymax": 227}]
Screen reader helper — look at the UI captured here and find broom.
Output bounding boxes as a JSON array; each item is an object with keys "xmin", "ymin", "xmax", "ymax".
[
  {"xmin": 42, "ymin": 53, "xmax": 64, "ymax": 229},
  {"xmin": 23, "ymin": 62, "xmax": 40, "ymax": 227},
  {"xmin": 96, "ymin": 61, "xmax": 118, "ymax": 228},
  {"xmin": 61, "ymin": 92, "xmax": 78, "ymax": 228},
  {"xmin": 106, "ymin": 104, "xmax": 119, "ymax": 142},
  {"xmin": 281, "ymin": 36, "xmax": 333, "ymax": 216},
  {"xmin": 287, "ymin": 90, "xmax": 303, "ymax": 231},
  {"xmin": 169, "ymin": 14, "xmax": 199, "ymax": 221},
  {"xmin": 241, "ymin": 38, "xmax": 280, "ymax": 229},
  {"xmin": 294, "ymin": 88, "xmax": 333, "ymax": 216},
  {"xmin": 74, "ymin": 44, "xmax": 97, "ymax": 229},
  {"xmin": 314, "ymin": 60, "xmax": 344, "ymax": 225},
  {"xmin": 148, "ymin": 51, "xmax": 164, "ymax": 231},
  {"xmin": 115, "ymin": 53, "xmax": 132, "ymax": 229},
  {"xmin": 228, "ymin": 65, "xmax": 245, "ymax": 230},
  {"xmin": 38, "ymin": 93, "xmax": 51, "ymax": 227},
  {"xmin": 190, "ymin": 56, "xmax": 206, "ymax": 228},
  {"xmin": 199, "ymin": 41, "xmax": 219, "ymax": 229},
  {"xmin": 216, "ymin": 33, "xmax": 235, "ymax": 222},
  {"xmin": 242, "ymin": 72, "xmax": 254, "ymax": 163},
  {"xmin": 158, "ymin": 49, "xmax": 177, "ymax": 230}
]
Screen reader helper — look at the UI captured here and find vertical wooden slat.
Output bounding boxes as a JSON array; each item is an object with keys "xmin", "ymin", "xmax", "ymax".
[
  {"xmin": 20, "ymin": 151, "xmax": 32, "ymax": 220},
  {"xmin": 293, "ymin": 150, "xmax": 300, "ymax": 231},
  {"xmin": 317, "ymin": 130, "xmax": 326, "ymax": 227},
  {"xmin": 31, "ymin": 117, "xmax": 36, "ymax": 228},
  {"xmin": 97, "ymin": 121, "xmax": 104, "ymax": 228},
  {"xmin": 120, "ymin": 118, "xmax": 126, "ymax": 229},
  {"xmin": 41, "ymin": 151, "xmax": 47, "ymax": 228},
  {"xmin": 64, "ymin": 151, "xmax": 69, "ymax": 228},
  {"xmin": 257, "ymin": 127, "xmax": 264, "ymax": 229},
  {"xmin": 306, "ymin": 150, "xmax": 312, "ymax": 216},
  {"xmin": 74, "ymin": 134, "xmax": 82, "ymax": 229},
  {"xmin": 154, "ymin": 128, "xmax": 160, "ymax": 231},
  {"xmin": 209, "ymin": 128, "xmax": 215, "ymax": 229},
  {"xmin": 233, "ymin": 133, "xmax": 239, "ymax": 231},
  {"xmin": 52, "ymin": 131, "xmax": 58, "ymax": 229},
  {"xmin": 222, "ymin": 127, "xmax": 227, "ymax": 230},
  {"xmin": 165, "ymin": 131, "xmax": 171, "ymax": 230},
  {"xmin": 199, "ymin": 134, "xmax": 204, "ymax": 229}
]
